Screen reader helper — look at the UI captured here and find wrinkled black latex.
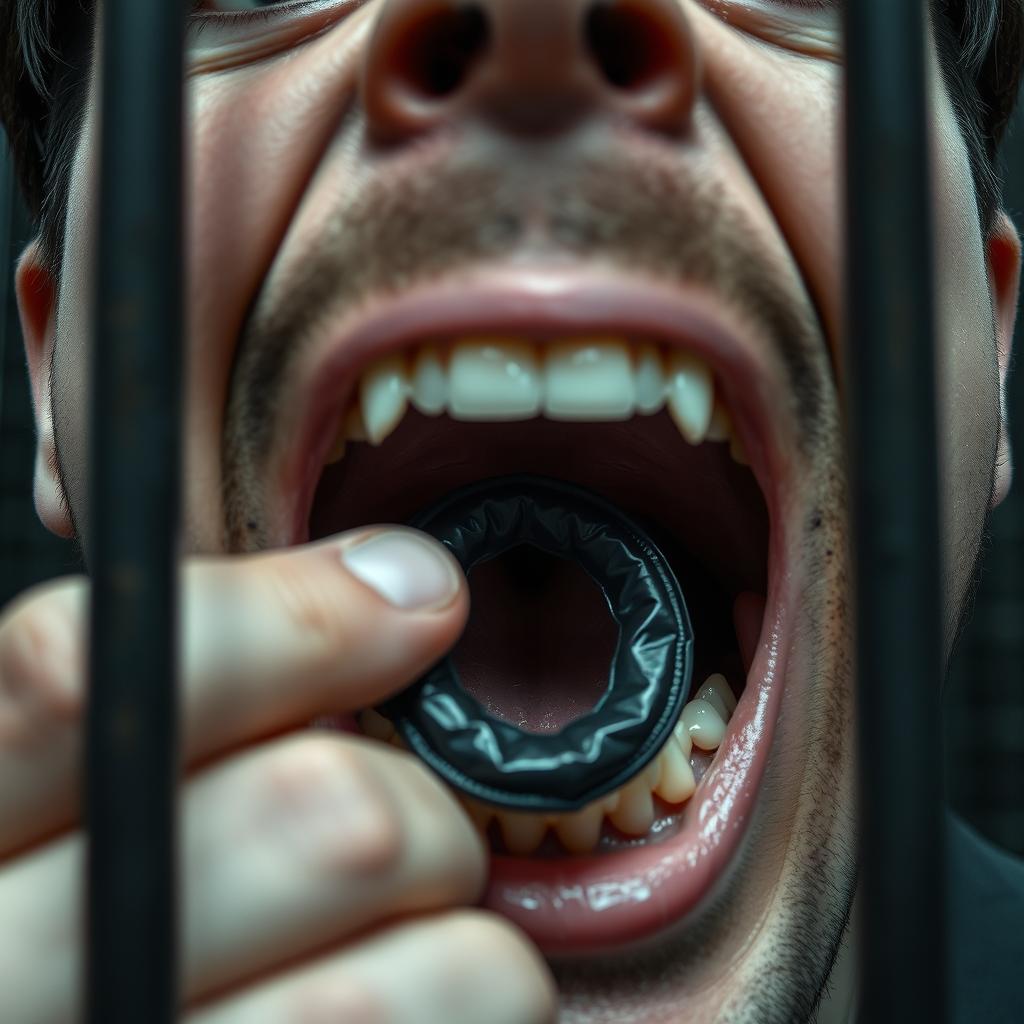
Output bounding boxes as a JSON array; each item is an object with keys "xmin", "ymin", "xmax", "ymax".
[{"xmin": 380, "ymin": 475, "xmax": 694, "ymax": 812}]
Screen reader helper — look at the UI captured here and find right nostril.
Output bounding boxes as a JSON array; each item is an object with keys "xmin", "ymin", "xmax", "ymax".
[
  {"xmin": 585, "ymin": 0, "xmax": 678, "ymax": 92},
  {"xmin": 394, "ymin": 4, "xmax": 490, "ymax": 99}
]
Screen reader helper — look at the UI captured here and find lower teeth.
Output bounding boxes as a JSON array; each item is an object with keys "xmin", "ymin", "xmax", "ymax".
[{"xmin": 357, "ymin": 671, "xmax": 737, "ymax": 856}]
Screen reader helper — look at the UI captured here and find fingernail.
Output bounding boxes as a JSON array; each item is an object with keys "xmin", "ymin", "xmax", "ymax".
[{"xmin": 341, "ymin": 529, "xmax": 460, "ymax": 610}]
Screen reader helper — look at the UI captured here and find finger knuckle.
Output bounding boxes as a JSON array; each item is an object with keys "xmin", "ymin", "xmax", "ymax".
[
  {"xmin": 441, "ymin": 909, "xmax": 530, "ymax": 961},
  {"xmin": 287, "ymin": 975, "xmax": 388, "ymax": 1024},
  {"xmin": 256, "ymin": 737, "xmax": 403, "ymax": 876},
  {"xmin": 0, "ymin": 581, "xmax": 83, "ymax": 749},
  {"xmin": 259, "ymin": 736, "xmax": 345, "ymax": 802},
  {"xmin": 264, "ymin": 556, "xmax": 348, "ymax": 655},
  {"xmin": 434, "ymin": 911, "xmax": 559, "ymax": 1024},
  {"xmin": 400, "ymin": 759, "xmax": 488, "ymax": 891}
]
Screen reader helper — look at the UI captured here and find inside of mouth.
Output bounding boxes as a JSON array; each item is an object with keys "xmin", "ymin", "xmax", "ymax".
[
  {"xmin": 308, "ymin": 409, "xmax": 769, "ymax": 853},
  {"xmin": 455, "ymin": 547, "xmax": 617, "ymax": 733}
]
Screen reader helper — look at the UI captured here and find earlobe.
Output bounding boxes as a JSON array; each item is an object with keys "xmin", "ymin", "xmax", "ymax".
[
  {"xmin": 15, "ymin": 241, "xmax": 74, "ymax": 539},
  {"xmin": 987, "ymin": 210, "xmax": 1021, "ymax": 508}
]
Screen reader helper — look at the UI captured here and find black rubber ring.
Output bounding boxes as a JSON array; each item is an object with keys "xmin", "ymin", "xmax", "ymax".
[{"xmin": 380, "ymin": 475, "xmax": 694, "ymax": 812}]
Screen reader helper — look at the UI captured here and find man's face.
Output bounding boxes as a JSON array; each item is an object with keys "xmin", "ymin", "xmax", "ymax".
[{"xmin": 20, "ymin": 0, "xmax": 1021, "ymax": 1020}]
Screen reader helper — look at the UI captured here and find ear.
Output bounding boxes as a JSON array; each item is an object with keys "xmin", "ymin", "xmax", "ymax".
[
  {"xmin": 987, "ymin": 210, "xmax": 1021, "ymax": 508},
  {"xmin": 15, "ymin": 240, "xmax": 74, "ymax": 538}
]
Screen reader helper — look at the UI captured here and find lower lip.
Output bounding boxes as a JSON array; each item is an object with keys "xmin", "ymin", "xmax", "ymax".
[{"xmin": 482, "ymin": 594, "xmax": 788, "ymax": 955}]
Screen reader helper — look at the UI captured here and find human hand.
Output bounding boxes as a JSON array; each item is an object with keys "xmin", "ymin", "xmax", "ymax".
[{"xmin": 0, "ymin": 529, "xmax": 556, "ymax": 1023}]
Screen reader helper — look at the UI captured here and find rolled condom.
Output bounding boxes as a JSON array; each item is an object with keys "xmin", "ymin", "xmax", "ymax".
[{"xmin": 380, "ymin": 475, "xmax": 694, "ymax": 813}]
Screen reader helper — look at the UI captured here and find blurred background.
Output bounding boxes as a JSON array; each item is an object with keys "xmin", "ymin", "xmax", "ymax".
[{"xmin": 1, "ymin": 104, "xmax": 1022, "ymax": 855}]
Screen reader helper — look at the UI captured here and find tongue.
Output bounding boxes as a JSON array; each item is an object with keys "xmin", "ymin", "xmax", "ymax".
[{"xmin": 453, "ymin": 547, "xmax": 617, "ymax": 734}]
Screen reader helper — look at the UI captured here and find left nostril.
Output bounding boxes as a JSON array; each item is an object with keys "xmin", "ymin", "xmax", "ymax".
[
  {"xmin": 585, "ymin": 0, "xmax": 679, "ymax": 92},
  {"xmin": 395, "ymin": 4, "xmax": 490, "ymax": 99}
]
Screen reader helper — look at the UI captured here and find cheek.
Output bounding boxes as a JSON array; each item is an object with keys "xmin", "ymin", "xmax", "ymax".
[
  {"xmin": 54, "ymin": 77, "xmax": 233, "ymax": 552},
  {"xmin": 700, "ymin": 24, "xmax": 844, "ymax": 358},
  {"xmin": 929, "ymin": 67, "xmax": 999, "ymax": 587},
  {"xmin": 741, "ymin": 62, "xmax": 844, "ymax": 351},
  {"xmin": 184, "ymin": 22, "xmax": 368, "ymax": 550},
  {"xmin": 932, "ymin": 119, "xmax": 997, "ymax": 429}
]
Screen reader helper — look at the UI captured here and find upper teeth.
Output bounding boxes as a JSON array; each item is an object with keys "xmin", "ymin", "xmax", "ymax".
[{"xmin": 333, "ymin": 338, "xmax": 748, "ymax": 464}]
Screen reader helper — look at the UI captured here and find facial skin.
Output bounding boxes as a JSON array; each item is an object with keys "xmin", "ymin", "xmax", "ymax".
[{"xmin": 14, "ymin": 0, "xmax": 1022, "ymax": 1020}]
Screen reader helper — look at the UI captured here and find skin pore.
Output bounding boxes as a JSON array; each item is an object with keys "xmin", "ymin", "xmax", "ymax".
[{"xmin": 13, "ymin": 1, "xmax": 1022, "ymax": 1021}]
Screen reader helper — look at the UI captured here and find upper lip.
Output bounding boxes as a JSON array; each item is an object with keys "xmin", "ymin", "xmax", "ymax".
[{"xmin": 260, "ymin": 264, "xmax": 801, "ymax": 549}]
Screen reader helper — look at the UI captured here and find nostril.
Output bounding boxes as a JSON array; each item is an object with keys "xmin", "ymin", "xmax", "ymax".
[
  {"xmin": 365, "ymin": 0, "xmax": 695, "ymax": 142},
  {"xmin": 395, "ymin": 4, "xmax": 490, "ymax": 99},
  {"xmin": 585, "ymin": 0, "xmax": 678, "ymax": 92}
]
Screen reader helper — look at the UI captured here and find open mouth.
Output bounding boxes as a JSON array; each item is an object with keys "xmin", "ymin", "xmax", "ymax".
[{"xmin": 276, "ymin": 272, "xmax": 793, "ymax": 956}]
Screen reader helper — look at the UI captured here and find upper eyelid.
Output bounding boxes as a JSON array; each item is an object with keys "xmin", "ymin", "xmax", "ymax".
[
  {"xmin": 701, "ymin": 0, "xmax": 838, "ymax": 15},
  {"xmin": 700, "ymin": 0, "xmax": 842, "ymax": 55},
  {"xmin": 188, "ymin": 0, "xmax": 362, "ymax": 30},
  {"xmin": 186, "ymin": 0, "xmax": 366, "ymax": 51}
]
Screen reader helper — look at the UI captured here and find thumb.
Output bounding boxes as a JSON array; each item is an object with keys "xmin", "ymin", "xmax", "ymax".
[{"xmin": 183, "ymin": 527, "xmax": 468, "ymax": 761}]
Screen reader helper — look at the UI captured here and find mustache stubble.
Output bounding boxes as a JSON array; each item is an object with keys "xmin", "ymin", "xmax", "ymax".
[{"xmin": 222, "ymin": 134, "xmax": 826, "ymax": 547}]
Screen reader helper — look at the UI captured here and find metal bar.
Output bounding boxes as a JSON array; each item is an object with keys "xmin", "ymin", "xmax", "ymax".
[
  {"xmin": 85, "ymin": 1, "xmax": 185, "ymax": 1021},
  {"xmin": 843, "ymin": 2, "xmax": 945, "ymax": 1021}
]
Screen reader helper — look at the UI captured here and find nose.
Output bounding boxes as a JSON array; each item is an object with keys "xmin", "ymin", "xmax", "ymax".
[{"xmin": 361, "ymin": 0, "xmax": 700, "ymax": 143}]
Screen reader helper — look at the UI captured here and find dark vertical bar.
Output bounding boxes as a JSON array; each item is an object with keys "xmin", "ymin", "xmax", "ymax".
[
  {"xmin": 843, "ymin": 2, "xmax": 945, "ymax": 1022},
  {"xmin": 86, "ymin": 2, "xmax": 185, "ymax": 1022}
]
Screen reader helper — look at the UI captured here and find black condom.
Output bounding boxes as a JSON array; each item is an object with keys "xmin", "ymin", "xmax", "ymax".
[{"xmin": 380, "ymin": 475, "xmax": 694, "ymax": 813}]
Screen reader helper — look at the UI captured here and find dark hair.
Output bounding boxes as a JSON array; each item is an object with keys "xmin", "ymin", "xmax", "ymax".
[{"xmin": 1, "ymin": 0, "xmax": 1023, "ymax": 276}]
